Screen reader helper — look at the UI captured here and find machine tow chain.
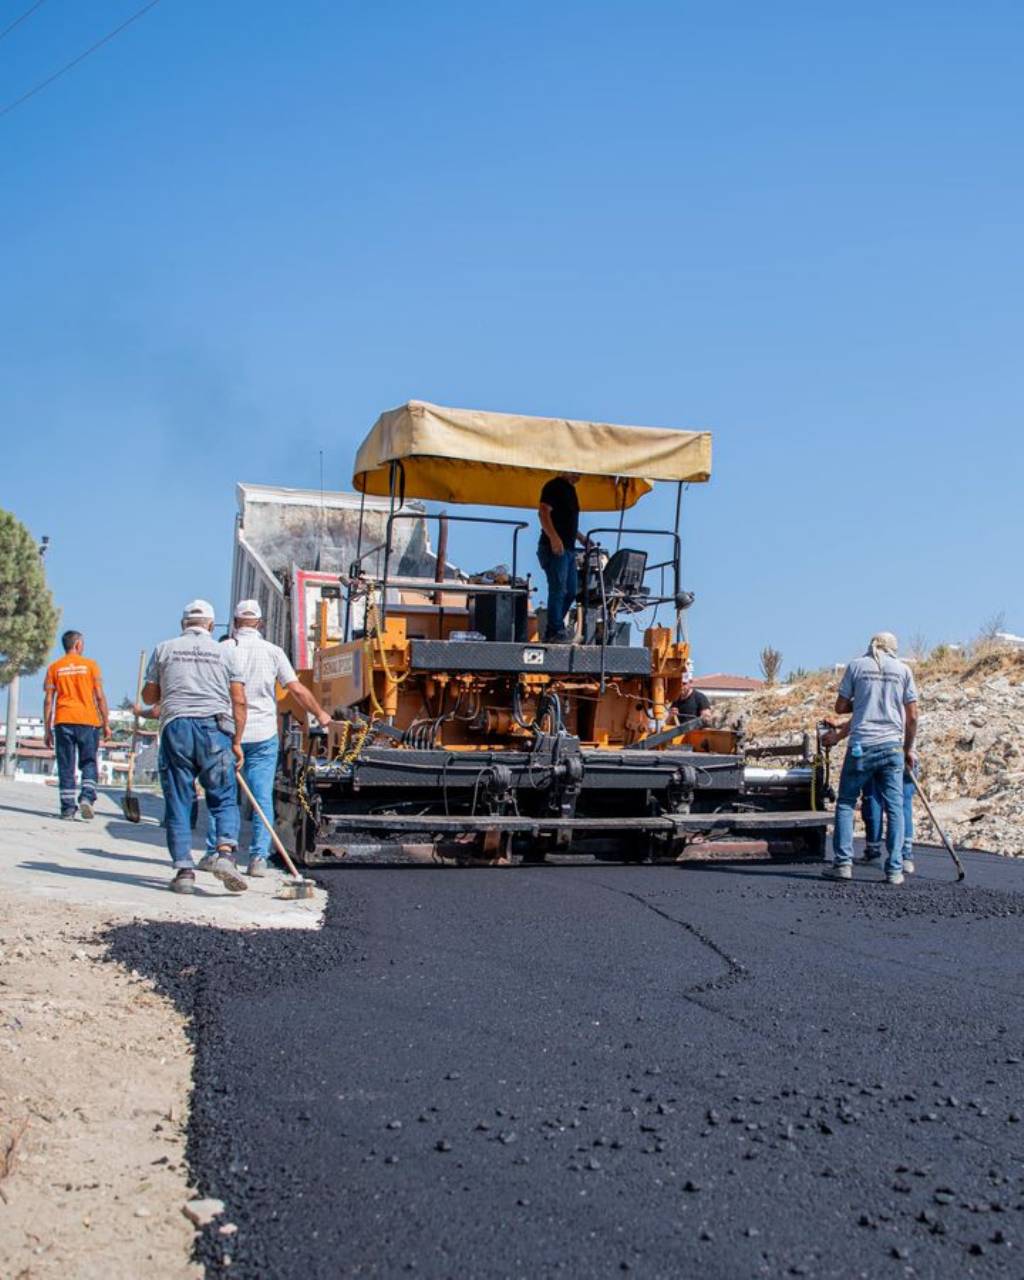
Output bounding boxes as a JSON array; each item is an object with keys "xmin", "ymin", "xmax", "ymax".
[
  {"xmin": 342, "ymin": 719, "xmax": 371, "ymax": 764},
  {"xmin": 295, "ymin": 763, "xmax": 321, "ymax": 828}
]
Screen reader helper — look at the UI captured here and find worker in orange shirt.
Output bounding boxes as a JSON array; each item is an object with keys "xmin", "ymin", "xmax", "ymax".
[{"xmin": 43, "ymin": 630, "xmax": 110, "ymax": 820}]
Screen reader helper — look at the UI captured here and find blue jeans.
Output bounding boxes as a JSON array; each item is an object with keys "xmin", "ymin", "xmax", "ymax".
[
  {"xmin": 833, "ymin": 741, "xmax": 905, "ymax": 875},
  {"xmin": 862, "ymin": 766, "xmax": 915, "ymax": 858},
  {"xmin": 54, "ymin": 724, "xmax": 99, "ymax": 814},
  {"xmin": 159, "ymin": 717, "xmax": 240, "ymax": 869},
  {"xmin": 205, "ymin": 735, "xmax": 278, "ymax": 861},
  {"xmin": 537, "ymin": 543, "xmax": 577, "ymax": 639}
]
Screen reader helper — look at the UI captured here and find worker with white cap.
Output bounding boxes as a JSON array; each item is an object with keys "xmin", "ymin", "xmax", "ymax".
[
  {"xmin": 202, "ymin": 598, "xmax": 334, "ymax": 877},
  {"xmin": 823, "ymin": 631, "xmax": 919, "ymax": 886},
  {"xmin": 141, "ymin": 599, "xmax": 248, "ymax": 894}
]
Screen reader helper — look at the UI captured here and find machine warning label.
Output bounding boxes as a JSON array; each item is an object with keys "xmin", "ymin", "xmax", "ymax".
[
  {"xmin": 320, "ymin": 651, "xmax": 355, "ymax": 681},
  {"xmin": 522, "ymin": 648, "xmax": 545, "ymax": 666}
]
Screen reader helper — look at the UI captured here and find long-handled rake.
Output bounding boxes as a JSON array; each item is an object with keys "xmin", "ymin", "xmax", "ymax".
[
  {"xmin": 909, "ymin": 772, "xmax": 966, "ymax": 882},
  {"xmin": 119, "ymin": 650, "xmax": 147, "ymax": 823},
  {"xmin": 234, "ymin": 770, "xmax": 317, "ymax": 900}
]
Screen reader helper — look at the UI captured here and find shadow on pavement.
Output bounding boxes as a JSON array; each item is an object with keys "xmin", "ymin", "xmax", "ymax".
[
  {"xmin": 0, "ymin": 800, "xmax": 67, "ymax": 821},
  {"xmin": 18, "ymin": 859, "xmax": 225, "ymax": 897},
  {"xmin": 78, "ymin": 844, "xmax": 170, "ymax": 870},
  {"xmin": 104, "ymin": 818, "xmax": 174, "ymax": 849}
]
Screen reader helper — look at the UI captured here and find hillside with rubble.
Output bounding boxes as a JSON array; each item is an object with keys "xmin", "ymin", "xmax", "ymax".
[{"xmin": 734, "ymin": 646, "xmax": 1024, "ymax": 857}]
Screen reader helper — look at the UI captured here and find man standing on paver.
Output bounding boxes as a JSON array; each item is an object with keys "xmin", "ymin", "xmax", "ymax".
[
  {"xmin": 142, "ymin": 599, "xmax": 248, "ymax": 895},
  {"xmin": 537, "ymin": 472, "xmax": 585, "ymax": 642},
  {"xmin": 823, "ymin": 631, "xmax": 919, "ymax": 886},
  {"xmin": 43, "ymin": 630, "xmax": 111, "ymax": 820},
  {"xmin": 201, "ymin": 599, "xmax": 334, "ymax": 877}
]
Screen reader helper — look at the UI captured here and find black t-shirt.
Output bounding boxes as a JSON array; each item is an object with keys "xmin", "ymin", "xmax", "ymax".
[
  {"xmin": 539, "ymin": 476, "xmax": 580, "ymax": 551},
  {"xmin": 673, "ymin": 689, "xmax": 710, "ymax": 721}
]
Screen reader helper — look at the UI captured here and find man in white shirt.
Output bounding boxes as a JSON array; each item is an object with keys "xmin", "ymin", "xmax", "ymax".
[{"xmin": 209, "ymin": 599, "xmax": 335, "ymax": 876}]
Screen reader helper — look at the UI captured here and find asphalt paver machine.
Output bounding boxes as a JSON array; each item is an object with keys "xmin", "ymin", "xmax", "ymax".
[{"xmin": 276, "ymin": 401, "xmax": 830, "ymax": 865}]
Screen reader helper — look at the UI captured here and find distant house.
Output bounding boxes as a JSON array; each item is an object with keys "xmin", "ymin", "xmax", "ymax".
[
  {"xmin": 692, "ymin": 673, "xmax": 766, "ymax": 702},
  {"xmin": 0, "ymin": 718, "xmax": 55, "ymax": 781},
  {"xmin": 1, "ymin": 715, "xmax": 141, "ymax": 786}
]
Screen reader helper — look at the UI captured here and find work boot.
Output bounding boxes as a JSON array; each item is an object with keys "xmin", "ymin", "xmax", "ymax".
[
  {"xmin": 902, "ymin": 859, "xmax": 915, "ymax": 875},
  {"xmin": 197, "ymin": 852, "xmax": 219, "ymax": 872},
  {"xmin": 885, "ymin": 871, "xmax": 905, "ymax": 886},
  {"xmin": 859, "ymin": 844, "xmax": 881, "ymax": 863},
  {"xmin": 210, "ymin": 851, "xmax": 247, "ymax": 893},
  {"xmin": 822, "ymin": 862, "xmax": 852, "ymax": 880},
  {"xmin": 247, "ymin": 857, "xmax": 268, "ymax": 878},
  {"xmin": 169, "ymin": 869, "xmax": 196, "ymax": 894},
  {"xmin": 79, "ymin": 800, "xmax": 94, "ymax": 820}
]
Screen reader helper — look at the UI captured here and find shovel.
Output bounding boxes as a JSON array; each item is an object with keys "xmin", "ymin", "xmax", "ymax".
[
  {"xmin": 234, "ymin": 769, "xmax": 317, "ymax": 901},
  {"xmin": 120, "ymin": 649, "xmax": 147, "ymax": 823},
  {"xmin": 909, "ymin": 771, "xmax": 966, "ymax": 882}
]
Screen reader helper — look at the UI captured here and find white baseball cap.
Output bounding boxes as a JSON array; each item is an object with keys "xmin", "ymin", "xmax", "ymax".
[
  {"xmin": 182, "ymin": 598, "xmax": 215, "ymax": 621},
  {"xmin": 234, "ymin": 598, "xmax": 262, "ymax": 620}
]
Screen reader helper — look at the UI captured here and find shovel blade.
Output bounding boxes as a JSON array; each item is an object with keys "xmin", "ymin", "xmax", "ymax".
[{"xmin": 120, "ymin": 794, "xmax": 141, "ymax": 823}]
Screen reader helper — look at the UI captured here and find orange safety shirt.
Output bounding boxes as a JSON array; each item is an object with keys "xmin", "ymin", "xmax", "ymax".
[{"xmin": 44, "ymin": 655, "xmax": 103, "ymax": 727}]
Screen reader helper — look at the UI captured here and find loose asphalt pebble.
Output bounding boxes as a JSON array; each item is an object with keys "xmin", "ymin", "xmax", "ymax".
[{"xmin": 105, "ymin": 846, "xmax": 1024, "ymax": 1278}]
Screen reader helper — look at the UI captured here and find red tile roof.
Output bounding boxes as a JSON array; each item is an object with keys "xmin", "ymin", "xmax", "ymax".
[{"xmin": 692, "ymin": 673, "xmax": 765, "ymax": 691}]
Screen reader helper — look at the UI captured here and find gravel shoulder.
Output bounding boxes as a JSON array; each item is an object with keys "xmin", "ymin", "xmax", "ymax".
[{"xmin": 0, "ymin": 777, "xmax": 324, "ymax": 1279}]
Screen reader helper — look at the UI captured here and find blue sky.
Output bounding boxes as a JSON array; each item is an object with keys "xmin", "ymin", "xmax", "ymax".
[{"xmin": 3, "ymin": 0, "xmax": 1021, "ymax": 710}]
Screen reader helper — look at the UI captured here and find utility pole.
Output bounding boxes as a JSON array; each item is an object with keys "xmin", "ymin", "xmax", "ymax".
[
  {"xmin": 2, "ymin": 676, "xmax": 16, "ymax": 778},
  {"xmin": 3, "ymin": 535, "xmax": 50, "ymax": 779}
]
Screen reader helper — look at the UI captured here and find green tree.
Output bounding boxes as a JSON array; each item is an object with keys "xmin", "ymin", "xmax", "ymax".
[{"xmin": 0, "ymin": 510, "xmax": 58, "ymax": 686}]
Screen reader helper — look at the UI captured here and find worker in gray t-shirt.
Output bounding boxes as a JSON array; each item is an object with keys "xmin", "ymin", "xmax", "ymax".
[
  {"xmin": 823, "ymin": 632, "xmax": 919, "ymax": 886},
  {"xmin": 142, "ymin": 599, "xmax": 249, "ymax": 896}
]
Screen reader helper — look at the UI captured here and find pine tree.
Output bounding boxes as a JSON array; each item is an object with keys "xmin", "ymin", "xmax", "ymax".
[{"xmin": 0, "ymin": 510, "xmax": 58, "ymax": 686}]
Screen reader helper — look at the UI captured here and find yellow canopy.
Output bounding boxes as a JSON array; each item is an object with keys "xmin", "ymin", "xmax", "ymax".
[{"xmin": 352, "ymin": 401, "xmax": 712, "ymax": 510}]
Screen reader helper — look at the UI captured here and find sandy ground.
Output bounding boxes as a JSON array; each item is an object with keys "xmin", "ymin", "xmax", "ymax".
[{"xmin": 0, "ymin": 778, "xmax": 324, "ymax": 1279}]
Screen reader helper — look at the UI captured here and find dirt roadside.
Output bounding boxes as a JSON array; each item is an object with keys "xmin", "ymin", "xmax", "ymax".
[
  {"xmin": 0, "ymin": 779, "xmax": 325, "ymax": 1279},
  {"xmin": 0, "ymin": 895, "xmax": 201, "ymax": 1280}
]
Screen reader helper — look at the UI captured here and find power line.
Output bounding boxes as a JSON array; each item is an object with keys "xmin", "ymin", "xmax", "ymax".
[
  {"xmin": 0, "ymin": 0, "xmax": 48, "ymax": 44},
  {"xmin": 0, "ymin": 0, "xmax": 163, "ymax": 120}
]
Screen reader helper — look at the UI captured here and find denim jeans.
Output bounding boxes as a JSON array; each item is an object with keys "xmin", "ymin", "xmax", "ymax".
[
  {"xmin": 862, "ymin": 765, "xmax": 915, "ymax": 857},
  {"xmin": 833, "ymin": 741, "xmax": 905, "ymax": 874},
  {"xmin": 54, "ymin": 723, "xmax": 99, "ymax": 815},
  {"xmin": 159, "ymin": 716, "xmax": 240, "ymax": 868},
  {"xmin": 537, "ymin": 542, "xmax": 578, "ymax": 639},
  {"xmin": 205, "ymin": 735, "xmax": 278, "ymax": 860}
]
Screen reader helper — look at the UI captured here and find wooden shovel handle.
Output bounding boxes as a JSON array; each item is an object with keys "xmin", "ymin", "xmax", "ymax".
[
  {"xmin": 125, "ymin": 649, "xmax": 147, "ymax": 794},
  {"xmin": 908, "ymin": 772, "xmax": 966, "ymax": 882},
  {"xmin": 235, "ymin": 768, "xmax": 303, "ymax": 880}
]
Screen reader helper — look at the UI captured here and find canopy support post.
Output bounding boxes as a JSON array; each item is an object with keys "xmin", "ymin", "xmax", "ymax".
[
  {"xmin": 345, "ymin": 486, "xmax": 367, "ymax": 642},
  {"xmin": 381, "ymin": 461, "xmax": 398, "ymax": 625},
  {"xmin": 674, "ymin": 481, "xmax": 684, "ymax": 643}
]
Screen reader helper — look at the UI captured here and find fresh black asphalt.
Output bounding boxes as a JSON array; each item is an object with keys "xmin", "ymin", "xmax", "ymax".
[{"xmin": 107, "ymin": 847, "xmax": 1024, "ymax": 1279}]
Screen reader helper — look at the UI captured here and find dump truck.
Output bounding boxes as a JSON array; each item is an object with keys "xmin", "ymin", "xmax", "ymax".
[
  {"xmin": 229, "ymin": 482, "xmax": 444, "ymax": 668},
  {"xmin": 274, "ymin": 400, "xmax": 832, "ymax": 866}
]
